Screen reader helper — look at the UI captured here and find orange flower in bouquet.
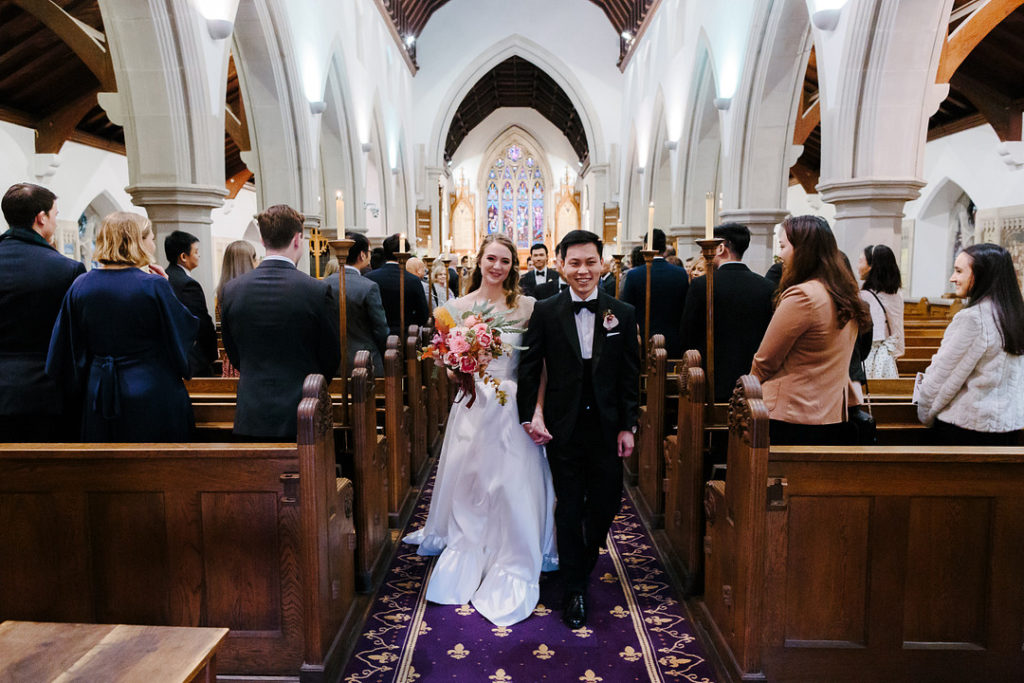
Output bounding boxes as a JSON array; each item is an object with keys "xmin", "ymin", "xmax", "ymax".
[{"xmin": 420, "ymin": 302, "xmax": 525, "ymax": 408}]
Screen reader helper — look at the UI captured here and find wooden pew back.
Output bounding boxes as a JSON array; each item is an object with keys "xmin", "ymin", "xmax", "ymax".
[
  {"xmin": 636, "ymin": 335, "xmax": 668, "ymax": 526},
  {"xmin": 0, "ymin": 376, "xmax": 356, "ymax": 681},
  {"xmin": 350, "ymin": 351, "xmax": 390, "ymax": 590},
  {"xmin": 700, "ymin": 377, "xmax": 1024, "ymax": 682}
]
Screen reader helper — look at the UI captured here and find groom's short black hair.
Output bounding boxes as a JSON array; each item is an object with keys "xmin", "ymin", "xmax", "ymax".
[{"xmin": 557, "ymin": 230, "xmax": 603, "ymax": 260}]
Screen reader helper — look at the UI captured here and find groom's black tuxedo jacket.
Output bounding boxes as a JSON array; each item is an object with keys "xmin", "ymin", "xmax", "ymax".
[{"xmin": 517, "ymin": 289, "xmax": 640, "ymax": 448}]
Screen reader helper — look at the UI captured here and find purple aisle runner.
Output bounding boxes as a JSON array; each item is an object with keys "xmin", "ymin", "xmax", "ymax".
[{"xmin": 342, "ymin": 474, "xmax": 717, "ymax": 682}]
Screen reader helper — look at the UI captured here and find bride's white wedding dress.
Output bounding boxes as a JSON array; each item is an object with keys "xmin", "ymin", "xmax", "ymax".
[{"xmin": 404, "ymin": 298, "xmax": 557, "ymax": 626}]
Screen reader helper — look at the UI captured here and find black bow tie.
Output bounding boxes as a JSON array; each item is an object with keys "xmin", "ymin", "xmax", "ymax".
[{"xmin": 572, "ymin": 299, "xmax": 599, "ymax": 314}]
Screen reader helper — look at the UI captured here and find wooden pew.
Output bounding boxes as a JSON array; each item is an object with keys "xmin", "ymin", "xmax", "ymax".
[
  {"xmin": 406, "ymin": 327, "xmax": 430, "ymax": 482},
  {"xmin": 0, "ymin": 375, "xmax": 358, "ymax": 683},
  {"xmin": 662, "ymin": 350, "xmax": 704, "ymax": 594},
  {"xmin": 636, "ymin": 335, "xmax": 668, "ymax": 527},
  {"xmin": 698, "ymin": 377, "xmax": 1024, "ymax": 682},
  {"xmin": 348, "ymin": 351, "xmax": 391, "ymax": 591},
  {"xmin": 384, "ymin": 346, "xmax": 414, "ymax": 528}
]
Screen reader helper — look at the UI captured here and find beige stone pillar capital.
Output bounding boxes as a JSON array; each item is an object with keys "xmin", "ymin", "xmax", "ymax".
[
  {"xmin": 718, "ymin": 208, "xmax": 790, "ymax": 275},
  {"xmin": 817, "ymin": 177, "xmax": 925, "ymax": 258}
]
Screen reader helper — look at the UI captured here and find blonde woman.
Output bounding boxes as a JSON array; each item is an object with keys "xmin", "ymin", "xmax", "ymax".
[
  {"xmin": 139, "ymin": 219, "xmax": 168, "ymax": 278},
  {"xmin": 215, "ymin": 240, "xmax": 258, "ymax": 377},
  {"xmin": 46, "ymin": 211, "xmax": 198, "ymax": 441}
]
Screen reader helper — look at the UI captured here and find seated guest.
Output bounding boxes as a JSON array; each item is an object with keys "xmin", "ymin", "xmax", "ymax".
[
  {"xmin": 215, "ymin": 240, "xmax": 258, "ymax": 378},
  {"xmin": 428, "ymin": 259, "xmax": 455, "ymax": 307},
  {"xmin": 220, "ymin": 205, "xmax": 340, "ymax": 440},
  {"xmin": 46, "ymin": 212, "xmax": 198, "ymax": 442},
  {"xmin": 0, "ymin": 183, "xmax": 85, "ymax": 441},
  {"xmin": 330, "ymin": 231, "xmax": 388, "ymax": 376},
  {"xmin": 750, "ymin": 215, "xmax": 869, "ymax": 445},
  {"xmin": 680, "ymin": 223, "xmax": 775, "ymax": 401},
  {"xmin": 857, "ymin": 244, "xmax": 905, "ymax": 379},
  {"xmin": 166, "ymin": 230, "xmax": 217, "ymax": 376},
  {"xmin": 520, "ymin": 242, "xmax": 558, "ymax": 296},
  {"xmin": 365, "ymin": 234, "xmax": 428, "ymax": 336},
  {"xmin": 917, "ymin": 243, "xmax": 1024, "ymax": 445},
  {"xmin": 621, "ymin": 228, "xmax": 689, "ymax": 357}
]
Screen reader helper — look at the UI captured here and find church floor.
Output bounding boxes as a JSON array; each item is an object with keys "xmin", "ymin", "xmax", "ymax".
[{"xmin": 341, "ymin": 472, "xmax": 718, "ymax": 682}]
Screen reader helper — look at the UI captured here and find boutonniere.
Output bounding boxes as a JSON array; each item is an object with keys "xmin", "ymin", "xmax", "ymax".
[{"xmin": 602, "ymin": 310, "xmax": 618, "ymax": 330}]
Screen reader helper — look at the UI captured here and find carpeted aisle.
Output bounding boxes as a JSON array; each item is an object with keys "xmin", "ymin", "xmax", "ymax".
[{"xmin": 342, "ymin": 473, "xmax": 717, "ymax": 682}]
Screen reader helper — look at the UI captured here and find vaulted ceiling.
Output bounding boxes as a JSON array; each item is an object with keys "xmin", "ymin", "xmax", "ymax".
[{"xmin": 444, "ymin": 56, "xmax": 589, "ymax": 164}]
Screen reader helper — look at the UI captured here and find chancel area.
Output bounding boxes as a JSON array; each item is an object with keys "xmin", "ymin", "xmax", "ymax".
[{"xmin": 1, "ymin": 1, "xmax": 1024, "ymax": 682}]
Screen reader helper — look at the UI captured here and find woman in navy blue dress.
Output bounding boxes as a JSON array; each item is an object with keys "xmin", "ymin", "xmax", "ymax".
[{"xmin": 47, "ymin": 212, "xmax": 198, "ymax": 441}]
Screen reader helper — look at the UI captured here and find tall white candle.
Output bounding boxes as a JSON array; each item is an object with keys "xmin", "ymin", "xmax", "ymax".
[
  {"xmin": 336, "ymin": 190, "xmax": 344, "ymax": 239},
  {"xmin": 705, "ymin": 192, "xmax": 714, "ymax": 240},
  {"xmin": 646, "ymin": 202, "xmax": 654, "ymax": 250}
]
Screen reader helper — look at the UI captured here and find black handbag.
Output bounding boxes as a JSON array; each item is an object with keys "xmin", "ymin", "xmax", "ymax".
[{"xmin": 846, "ymin": 405, "xmax": 877, "ymax": 445}]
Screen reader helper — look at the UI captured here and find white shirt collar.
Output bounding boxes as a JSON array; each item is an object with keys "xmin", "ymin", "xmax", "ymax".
[
  {"xmin": 569, "ymin": 288, "xmax": 599, "ymax": 303},
  {"xmin": 263, "ymin": 254, "xmax": 295, "ymax": 266},
  {"xmin": 344, "ymin": 264, "xmax": 361, "ymax": 274}
]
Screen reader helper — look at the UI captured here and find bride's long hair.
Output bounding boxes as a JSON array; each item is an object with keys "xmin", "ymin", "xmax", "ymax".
[{"xmin": 468, "ymin": 234, "xmax": 521, "ymax": 308}]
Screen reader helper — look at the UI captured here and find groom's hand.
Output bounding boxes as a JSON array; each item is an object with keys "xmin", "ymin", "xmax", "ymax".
[{"xmin": 617, "ymin": 431, "xmax": 635, "ymax": 459}]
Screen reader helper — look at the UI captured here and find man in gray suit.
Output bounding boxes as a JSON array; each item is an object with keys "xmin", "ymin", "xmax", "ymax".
[{"xmin": 330, "ymin": 232, "xmax": 388, "ymax": 375}]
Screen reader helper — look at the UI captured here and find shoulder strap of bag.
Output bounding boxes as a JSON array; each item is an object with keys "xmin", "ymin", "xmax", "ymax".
[{"xmin": 867, "ymin": 289, "xmax": 891, "ymax": 337}]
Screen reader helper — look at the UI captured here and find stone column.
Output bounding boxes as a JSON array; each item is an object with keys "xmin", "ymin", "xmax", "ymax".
[
  {"xmin": 817, "ymin": 178, "xmax": 925, "ymax": 259},
  {"xmin": 128, "ymin": 184, "xmax": 226, "ymax": 310},
  {"xmin": 300, "ymin": 214, "xmax": 320, "ymax": 275},
  {"xmin": 718, "ymin": 208, "xmax": 789, "ymax": 275}
]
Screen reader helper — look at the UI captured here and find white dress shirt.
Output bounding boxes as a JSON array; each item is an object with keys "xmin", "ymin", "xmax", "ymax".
[{"xmin": 570, "ymin": 288, "xmax": 598, "ymax": 359}]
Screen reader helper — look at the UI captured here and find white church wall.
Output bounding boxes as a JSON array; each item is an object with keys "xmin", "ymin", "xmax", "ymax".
[{"xmin": 904, "ymin": 124, "xmax": 1024, "ymax": 298}]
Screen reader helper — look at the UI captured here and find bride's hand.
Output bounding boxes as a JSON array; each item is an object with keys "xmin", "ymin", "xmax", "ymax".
[{"xmin": 528, "ymin": 408, "xmax": 552, "ymax": 446}]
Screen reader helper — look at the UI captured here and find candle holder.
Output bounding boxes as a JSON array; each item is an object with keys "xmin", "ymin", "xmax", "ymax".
[
  {"xmin": 423, "ymin": 256, "xmax": 436, "ymax": 314},
  {"xmin": 309, "ymin": 227, "xmax": 331, "ymax": 278},
  {"xmin": 329, "ymin": 239, "xmax": 355, "ymax": 422},
  {"xmin": 695, "ymin": 237, "xmax": 724, "ymax": 408},
  {"xmin": 396, "ymin": 252, "xmax": 411, "ymax": 349},
  {"xmin": 612, "ymin": 254, "xmax": 624, "ymax": 299},
  {"xmin": 639, "ymin": 249, "xmax": 658, "ymax": 364}
]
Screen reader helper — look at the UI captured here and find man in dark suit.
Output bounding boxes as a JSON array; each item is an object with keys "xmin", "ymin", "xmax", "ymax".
[
  {"xmin": 0, "ymin": 183, "xmax": 85, "ymax": 441},
  {"xmin": 518, "ymin": 230, "xmax": 640, "ymax": 630},
  {"xmin": 364, "ymin": 234, "xmax": 428, "ymax": 337},
  {"xmin": 679, "ymin": 223, "xmax": 775, "ymax": 402},
  {"xmin": 519, "ymin": 242, "xmax": 559, "ymax": 297},
  {"xmin": 165, "ymin": 230, "xmax": 217, "ymax": 377},
  {"xmin": 330, "ymin": 231, "xmax": 388, "ymax": 375},
  {"xmin": 621, "ymin": 228, "xmax": 689, "ymax": 358},
  {"xmin": 221, "ymin": 205, "xmax": 340, "ymax": 440}
]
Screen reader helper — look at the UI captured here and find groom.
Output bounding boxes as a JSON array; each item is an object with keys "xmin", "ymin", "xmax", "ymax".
[{"xmin": 517, "ymin": 229, "xmax": 640, "ymax": 629}]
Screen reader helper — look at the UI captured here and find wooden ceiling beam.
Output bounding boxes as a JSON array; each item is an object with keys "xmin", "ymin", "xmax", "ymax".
[
  {"xmin": 936, "ymin": 0, "xmax": 1024, "ymax": 83},
  {"xmin": 11, "ymin": 0, "xmax": 115, "ymax": 90},
  {"xmin": 793, "ymin": 99, "xmax": 820, "ymax": 146},
  {"xmin": 224, "ymin": 101, "xmax": 250, "ymax": 152},
  {"xmin": 950, "ymin": 70, "xmax": 1023, "ymax": 140},
  {"xmin": 34, "ymin": 87, "xmax": 98, "ymax": 154},
  {"xmin": 790, "ymin": 159, "xmax": 819, "ymax": 194}
]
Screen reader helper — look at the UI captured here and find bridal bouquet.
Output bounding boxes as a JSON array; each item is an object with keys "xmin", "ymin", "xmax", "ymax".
[{"xmin": 420, "ymin": 302, "xmax": 525, "ymax": 408}]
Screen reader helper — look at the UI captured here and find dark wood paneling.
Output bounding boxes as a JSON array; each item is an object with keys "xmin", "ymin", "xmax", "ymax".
[
  {"xmin": 903, "ymin": 497, "xmax": 992, "ymax": 647},
  {"xmin": 201, "ymin": 492, "xmax": 281, "ymax": 632},
  {"xmin": 88, "ymin": 492, "xmax": 169, "ymax": 625},
  {"xmin": 784, "ymin": 496, "xmax": 870, "ymax": 646},
  {"xmin": 0, "ymin": 493, "xmax": 65, "ymax": 621}
]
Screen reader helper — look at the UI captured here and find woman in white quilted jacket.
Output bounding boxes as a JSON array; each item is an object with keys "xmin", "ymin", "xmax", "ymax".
[{"xmin": 917, "ymin": 243, "xmax": 1024, "ymax": 444}]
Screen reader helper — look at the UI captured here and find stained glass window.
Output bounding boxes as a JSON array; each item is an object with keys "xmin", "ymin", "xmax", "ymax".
[{"xmin": 484, "ymin": 143, "xmax": 544, "ymax": 247}]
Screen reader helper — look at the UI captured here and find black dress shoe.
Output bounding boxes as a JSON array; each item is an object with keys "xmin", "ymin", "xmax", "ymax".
[{"xmin": 562, "ymin": 591, "xmax": 587, "ymax": 629}]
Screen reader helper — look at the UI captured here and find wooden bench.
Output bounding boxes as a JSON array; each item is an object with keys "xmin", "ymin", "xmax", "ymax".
[
  {"xmin": 0, "ymin": 620, "xmax": 227, "ymax": 683},
  {"xmin": 636, "ymin": 334, "xmax": 668, "ymax": 527},
  {"xmin": 0, "ymin": 375, "xmax": 357, "ymax": 682},
  {"xmin": 697, "ymin": 376, "xmax": 1024, "ymax": 682}
]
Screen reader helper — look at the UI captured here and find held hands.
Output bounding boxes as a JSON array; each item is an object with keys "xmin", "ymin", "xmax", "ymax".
[
  {"xmin": 522, "ymin": 405, "xmax": 552, "ymax": 445},
  {"xmin": 617, "ymin": 430, "xmax": 634, "ymax": 459}
]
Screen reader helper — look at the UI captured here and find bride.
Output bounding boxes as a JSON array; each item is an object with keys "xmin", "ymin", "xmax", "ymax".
[{"xmin": 404, "ymin": 234, "xmax": 557, "ymax": 626}]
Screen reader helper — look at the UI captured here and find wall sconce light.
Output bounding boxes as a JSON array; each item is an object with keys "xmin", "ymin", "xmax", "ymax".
[
  {"xmin": 361, "ymin": 142, "xmax": 373, "ymax": 153},
  {"xmin": 664, "ymin": 140, "xmax": 678, "ymax": 151},
  {"xmin": 364, "ymin": 201, "xmax": 380, "ymax": 218},
  {"xmin": 713, "ymin": 97, "xmax": 732, "ymax": 111},
  {"xmin": 404, "ymin": 35, "xmax": 415, "ymax": 47},
  {"xmin": 206, "ymin": 18, "xmax": 233, "ymax": 40},
  {"xmin": 636, "ymin": 166, "xmax": 645, "ymax": 174},
  {"xmin": 391, "ymin": 167, "xmax": 399, "ymax": 175},
  {"xmin": 621, "ymin": 31, "xmax": 633, "ymax": 41},
  {"xmin": 812, "ymin": 9, "xmax": 842, "ymax": 30},
  {"xmin": 309, "ymin": 100, "xmax": 327, "ymax": 115}
]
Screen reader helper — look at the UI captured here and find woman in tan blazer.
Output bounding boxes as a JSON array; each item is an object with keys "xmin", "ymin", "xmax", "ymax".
[{"xmin": 751, "ymin": 215, "xmax": 869, "ymax": 444}]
